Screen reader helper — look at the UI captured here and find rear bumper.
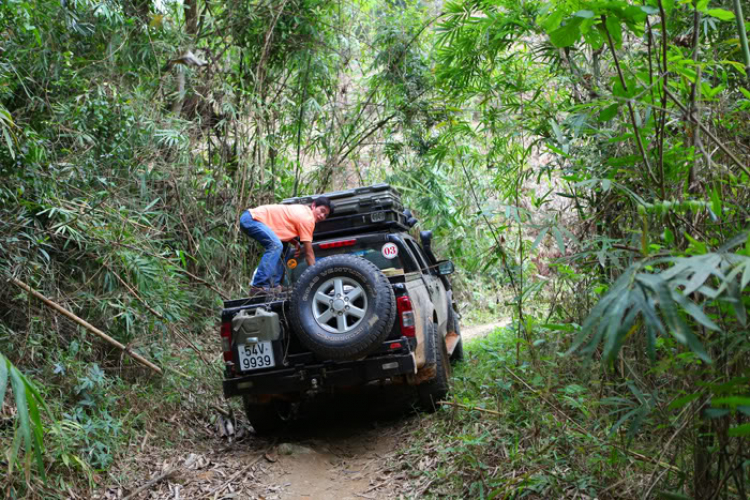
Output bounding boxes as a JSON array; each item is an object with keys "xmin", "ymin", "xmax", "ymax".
[{"xmin": 223, "ymin": 351, "xmax": 416, "ymax": 398}]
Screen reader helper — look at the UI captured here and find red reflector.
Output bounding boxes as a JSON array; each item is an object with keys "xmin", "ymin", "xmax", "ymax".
[
  {"xmin": 221, "ymin": 322, "xmax": 232, "ymax": 362},
  {"xmin": 319, "ymin": 239, "xmax": 357, "ymax": 249},
  {"xmin": 396, "ymin": 295, "xmax": 416, "ymax": 338},
  {"xmin": 389, "ymin": 342, "xmax": 402, "ymax": 349}
]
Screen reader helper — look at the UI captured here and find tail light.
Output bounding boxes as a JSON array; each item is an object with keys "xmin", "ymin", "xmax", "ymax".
[
  {"xmin": 319, "ymin": 239, "xmax": 357, "ymax": 249},
  {"xmin": 220, "ymin": 322, "xmax": 232, "ymax": 362},
  {"xmin": 397, "ymin": 295, "xmax": 415, "ymax": 337}
]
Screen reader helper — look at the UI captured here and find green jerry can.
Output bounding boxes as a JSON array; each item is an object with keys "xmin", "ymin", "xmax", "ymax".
[{"xmin": 231, "ymin": 307, "xmax": 281, "ymax": 345}]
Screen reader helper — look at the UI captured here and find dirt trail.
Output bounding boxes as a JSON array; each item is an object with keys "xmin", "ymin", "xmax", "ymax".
[
  {"xmin": 257, "ymin": 411, "xmax": 411, "ymax": 499},
  {"xmin": 101, "ymin": 389, "xmax": 417, "ymax": 500},
  {"xmin": 461, "ymin": 318, "xmax": 511, "ymax": 342},
  {"xmin": 101, "ymin": 321, "xmax": 506, "ymax": 500}
]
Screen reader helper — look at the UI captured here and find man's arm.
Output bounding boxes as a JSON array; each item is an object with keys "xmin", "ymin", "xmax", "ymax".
[
  {"xmin": 303, "ymin": 241, "xmax": 315, "ymax": 266},
  {"xmin": 290, "ymin": 238, "xmax": 301, "ymax": 258}
]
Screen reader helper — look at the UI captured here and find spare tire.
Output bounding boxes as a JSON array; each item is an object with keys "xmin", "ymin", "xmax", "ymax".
[{"xmin": 289, "ymin": 255, "xmax": 396, "ymax": 360}]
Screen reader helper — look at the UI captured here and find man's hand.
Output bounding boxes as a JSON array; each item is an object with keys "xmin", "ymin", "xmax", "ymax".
[{"xmin": 291, "ymin": 239, "xmax": 301, "ymax": 258}]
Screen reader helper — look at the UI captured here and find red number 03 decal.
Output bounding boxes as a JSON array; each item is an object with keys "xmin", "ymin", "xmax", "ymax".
[{"xmin": 381, "ymin": 242, "xmax": 398, "ymax": 259}]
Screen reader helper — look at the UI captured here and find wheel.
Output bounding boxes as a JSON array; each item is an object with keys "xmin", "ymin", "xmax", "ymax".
[
  {"xmin": 242, "ymin": 396, "xmax": 289, "ymax": 434},
  {"xmin": 289, "ymin": 254, "xmax": 396, "ymax": 360},
  {"xmin": 449, "ymin": 309, "xmax": 464, "ymax": 364},
  {"xmin": 417, "ymin": 322, "xmax": 451, "ymax": 412}
]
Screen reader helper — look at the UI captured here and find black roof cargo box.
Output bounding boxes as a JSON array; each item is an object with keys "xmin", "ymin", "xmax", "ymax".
[
  {"xmin": 313, "ymin": 210, "xmax": 408, "ymax": 238},
  {"xmin": 282, "ymin": 184, "xmax": 403, "ymax": 217}
]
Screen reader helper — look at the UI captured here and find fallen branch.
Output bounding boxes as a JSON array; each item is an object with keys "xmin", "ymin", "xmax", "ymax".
[
  {"xmin": 10, "ymin": 277, "xmax": 163, "ymax": 375},
  {"xmin": 122, "ymin": 468, "xmax": 178, "ymax": 500},
  {"xmin": 199, "ymin": 443, "xmax": 275, "ymax": 499}
]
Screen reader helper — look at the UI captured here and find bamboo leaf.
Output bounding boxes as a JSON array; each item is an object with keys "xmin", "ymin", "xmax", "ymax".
[
  {"xmin": 568, "ymin": 268, "xmax": 635, "ymax": 356},
  {"xmin": 705, "ymin": 8, "xmax": 734, "ymax": 21},
  {"xmin": 681, "ymin": 254, "xmax": 721, "ymax": 295},
  {"xmin": 10, "ymin": 368, "xmax": 33, "ymax": 472},
  {"xmin": 609, "ymin": 407, "xmax": 639, "ymax": 436},
  {"xmin": 639, "ymin": 274, "xmax": 711, "ymax": 363},
  {"xmin": 548, "ymin": 18, "xmax": 583, "ymax": 48},
  {"xmin": 599, "ymin": 103, "xmax": 619, "ymax": 122},
  {"xmin": 670, "ymin": 290, "xmax": 719, "ymax": 331},
  {"xmin": 2, "ymin": 127, "xmax": 15, "ymax": 159},
  {"xmin": 668, "ymin": 393, "xmax": 700, "ymax": 410},
  {"xmin": 532, "ymin": 226, "xmax": 549, "ymax": 251},
  {"xmin": 728, "ymin": 424, "xmax": 750, "ymax": 437},
  {"xmin": 712, "ymin": 397, "xmax": 750, "ymax": 408},
  {"xmin": 633, "ymin": 286, "xmax": 663, "ymax": 361},
  {"xmin": 552, "ymin": 226, "xmax": 565, "ymax": 254},
  {"xmin": 26, "ymin": 385, "xmax": 46, "ymax": 479}
]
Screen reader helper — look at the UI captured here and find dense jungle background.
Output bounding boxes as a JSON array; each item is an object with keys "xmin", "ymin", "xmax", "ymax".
[{"xmin": 1, "ymin": 0, "xmax": 750, "ymax": 497}]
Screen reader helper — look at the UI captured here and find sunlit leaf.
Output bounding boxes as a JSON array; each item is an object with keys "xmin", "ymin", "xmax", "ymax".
[
  {"xmin": 728, "ymin": 424, "xmax": 750, "ymax": 437},
  {"xmin": 548, "ymin": 18, "xmax": 583, "ymax": 47},
  {"xmin": 706, "ymin": 8, "xmax": 735, "ymax": 21}
]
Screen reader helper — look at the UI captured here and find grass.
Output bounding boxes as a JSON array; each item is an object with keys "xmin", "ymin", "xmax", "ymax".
[{"xmin": 392, "ymin": 326, "xmax": 661, "ymax": 499}]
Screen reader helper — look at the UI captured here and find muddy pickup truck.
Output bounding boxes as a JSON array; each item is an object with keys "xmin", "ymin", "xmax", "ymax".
[{"xmin": 221, "ymin": 184, "xmax": 463, "ymax": 433}]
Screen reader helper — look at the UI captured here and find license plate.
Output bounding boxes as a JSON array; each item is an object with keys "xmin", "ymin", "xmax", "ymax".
[{"xmin": 237, "ymin": 341, "xmax": 276, "ymax": 371}]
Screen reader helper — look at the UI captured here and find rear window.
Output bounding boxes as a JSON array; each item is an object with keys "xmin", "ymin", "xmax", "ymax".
[{"xmin": 285, "ymin": 240, "xmax": 404, "ymax": 284}]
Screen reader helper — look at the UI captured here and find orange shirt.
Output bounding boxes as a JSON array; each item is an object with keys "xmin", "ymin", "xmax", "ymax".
[{"xmin": 248, "ymin": 205, "xmax": 316, "ymax": 242}]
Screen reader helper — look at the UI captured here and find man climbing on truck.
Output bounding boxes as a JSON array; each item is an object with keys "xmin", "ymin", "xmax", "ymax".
[{"xmin": 240, "ymin": 197, "xmax": 334, "ymax": 289}]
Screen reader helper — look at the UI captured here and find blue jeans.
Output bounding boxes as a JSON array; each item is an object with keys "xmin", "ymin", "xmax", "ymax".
[{"xmin": 240, "ymin": 211, "xmax": 289, "ymax": 287}]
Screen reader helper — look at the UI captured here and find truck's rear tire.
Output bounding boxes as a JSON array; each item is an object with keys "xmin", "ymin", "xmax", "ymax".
[
  {"xmin": 242, "ymin": 396, "xmax": 289, "ymax": 434},
  {"xmin": 289, "ymin": 255, "xmax": 396, "ymax": 361},
  {"xmin": 417, "ymin": 322, "xmax": 451, "ymax": 412}
]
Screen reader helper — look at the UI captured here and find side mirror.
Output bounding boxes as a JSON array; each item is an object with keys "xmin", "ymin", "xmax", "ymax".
[
  {"xmin": 420, "ymin": 230, "xmax": 433, "ymax": 250},
  {"xmin": 437, "ymin": 260, "xmax": 455, "ymax": 276}
]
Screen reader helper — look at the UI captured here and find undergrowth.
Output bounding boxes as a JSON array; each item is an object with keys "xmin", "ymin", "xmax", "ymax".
[
  {"xmin": 0, "ymin": 319, "xmax": 225, "ymax": 497},
  {"xmin": 396, "ymin": 328, "xmax": 667, "ymax": 499}
]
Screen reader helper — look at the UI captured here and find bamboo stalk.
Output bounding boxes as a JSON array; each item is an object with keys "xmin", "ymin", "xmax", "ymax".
[
  {"xmin": 733, "ymin": 0, "xmax": 750, "ymax": 78},
  {"xmin": 10, "ymin": 277, "xmax": 163, "ymax": 375}
]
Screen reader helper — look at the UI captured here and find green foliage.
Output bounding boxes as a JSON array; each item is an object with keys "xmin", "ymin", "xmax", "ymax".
[
  {"xmin": 398, "ymin": 330, "xmax": 662, "ymax": 497},
  {"xmin": 0, "ymin": 351, "xmax": 48, "ymax": 480},
  {"xmin": 569, "ymin": 251, "xmax": 750, "ymax": 364}
]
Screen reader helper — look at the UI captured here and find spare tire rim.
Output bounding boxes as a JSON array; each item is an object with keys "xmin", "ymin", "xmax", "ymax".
[{"xmin": 312, "ymin": 276, "xmax": 369, "ymax": 334}]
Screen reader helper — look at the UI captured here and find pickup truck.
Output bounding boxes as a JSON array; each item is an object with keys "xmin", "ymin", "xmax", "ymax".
[{"xmin": 221, "ymin": 185, "xmax": 463, "ymax": 433}]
